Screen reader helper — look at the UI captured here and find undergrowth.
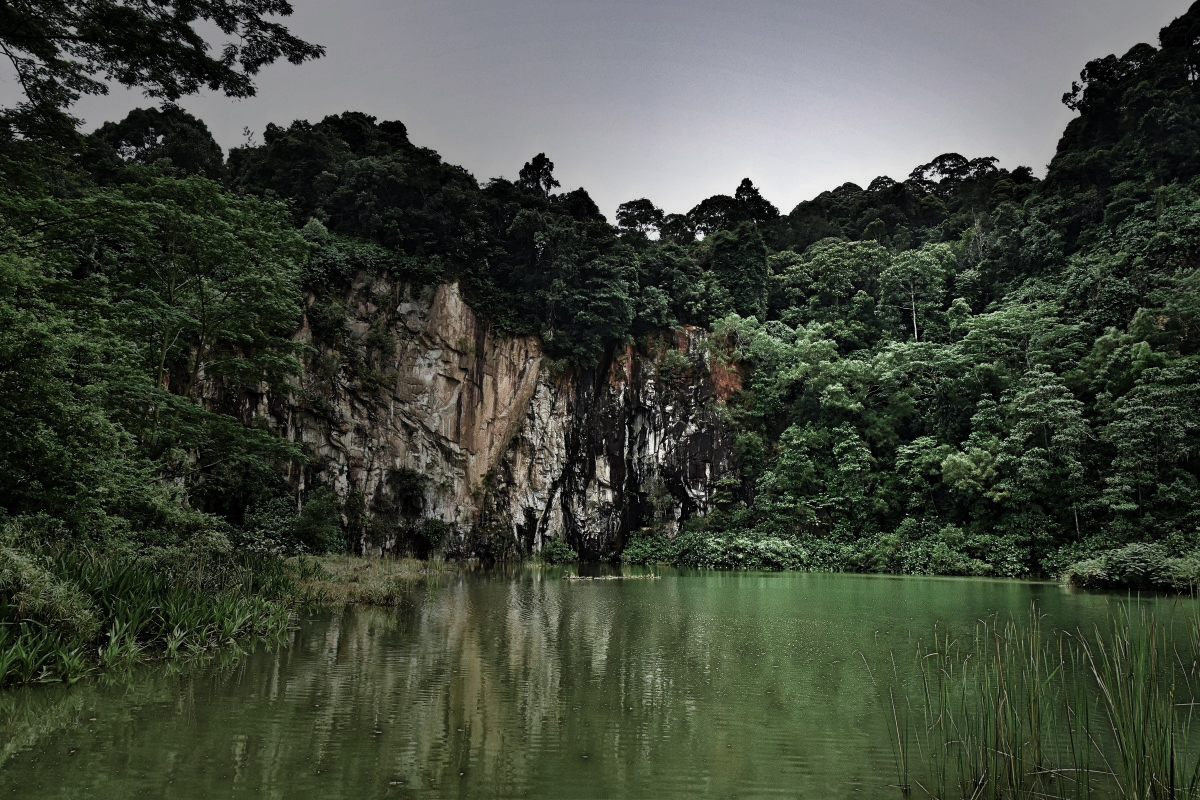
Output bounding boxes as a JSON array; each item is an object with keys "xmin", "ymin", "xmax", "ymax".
[{"xmin": 0, "ymin": 543, "xmax": 296, "ymax": 687}]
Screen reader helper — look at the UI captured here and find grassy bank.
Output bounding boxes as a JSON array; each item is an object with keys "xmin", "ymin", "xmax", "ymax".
[
  {"xmin": 0, "ymin": 542, "xmax": 297, "ymax": 688},
  {"xmin": 291, "ymin": 554, "xmax": 444, "ymax": 606},
  {"xmin": 881, "ymin": 603, "xmax": 1200, "ymax": 799},
  {"xmin": 0, "ymin": 541, "xmax": 448, "ymax": 689}
]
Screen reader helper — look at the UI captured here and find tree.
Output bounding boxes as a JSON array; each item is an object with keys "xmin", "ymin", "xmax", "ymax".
[
  {"xmin": 106, "ymin": 176, "xmax": 307, "ymax": 401},
  {"xmin": 658, "ymin": 213, "xmax": 695, "ymax": 245},
  {"xmin": 687, "ymin": 194, "xmax": 739, "ymax": 236},
  {"xmin": 0, "ymin": 0, "xmax": 324, "ymax": 138},
  {"xmin": 734, "ymin": 178, "xmax": 779, "ymax": 223},
  {"xmin": 553, "ymin": 188, "xmax": 605, "ymax": 222},
  {"xmin": 1101, "ymin": 364, "xmax": 1200, "ymax": 522},
  {"xmin": 775, "ymin": 238, "xmax": 889, "ymax": 319},
  {"xmin": 635, "ymin": 241, "xmax": 703, "ymax": 327},
  {"xmin": 879, "ymin": 243, "xmax": 956, "ymax": 342},
  {"xmin": 996, "ymin": 365, "xmax": 1090, "ymax": 544},
  {"xmin": 708, "ymin": 222, "xmax": 768, "ymax": 319},
  {"xmin": 0, "ymin": 245, "xmax": 131, "ymax": 528},
  {"xmin": 92, "ymin": 104, "xmax": 225, "ymax": 178},
  {"xmin": 517, "ymin": 153, "xmax": 560, "ymax": 196},
  {"xmin": 616, "ymin": 198, "xmax": 664, "ymax": 237}
]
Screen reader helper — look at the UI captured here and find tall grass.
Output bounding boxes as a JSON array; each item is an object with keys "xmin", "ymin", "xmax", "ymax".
[
  {"xmin": 290, "ymin": 554, "xmax": 443, "ymax": 606},
  {"xmin": 882, "ymin": 603, "xmax": 1200, "ymax": 799},
  {"xmin": 0, "ymin": 545, "xmax": 295, "ymax": 687}
]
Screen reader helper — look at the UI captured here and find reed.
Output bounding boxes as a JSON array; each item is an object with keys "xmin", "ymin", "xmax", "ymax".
[
  {"xmin": 292, "ymin": 554, "xmax": 443, "ymax": 606},
  {"xmin": 883, "ymin": 602, "xmax": 1200, "ymax": 799}
]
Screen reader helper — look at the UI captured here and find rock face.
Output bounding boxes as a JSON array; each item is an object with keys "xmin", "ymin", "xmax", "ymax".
[{"xmin": 269, "ymin": 279, "xmax": 736, "ymax": 558}]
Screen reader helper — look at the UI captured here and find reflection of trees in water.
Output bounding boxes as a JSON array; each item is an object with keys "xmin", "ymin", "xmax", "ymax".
[{"xmin": 1, "ymin": 572, "xmax": 945, "ymax": 797}]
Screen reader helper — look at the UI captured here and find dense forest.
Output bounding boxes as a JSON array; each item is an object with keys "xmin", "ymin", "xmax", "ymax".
[{"xmin": 6, "ymin": 0, "xmax": 1200, "ymax": 629}]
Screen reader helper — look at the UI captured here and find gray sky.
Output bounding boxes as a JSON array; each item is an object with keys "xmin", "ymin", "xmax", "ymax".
[{"xmin": 24, "ymin": 0, "xmax": 1197, "ymax": 218}]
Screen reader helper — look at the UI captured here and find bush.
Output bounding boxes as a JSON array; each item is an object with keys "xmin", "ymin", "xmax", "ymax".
[
  {"xmin": 1062, "ymin": 543, "xmax": 1200, "ymax": 591},
  {"xmin": 622, "ymin": 529, "xmax": 681, "ymax": 565},
  {"xmin": 673, "ymin": 529, "xmax": 808, "ymax": 571},
  {"xmin": 238, "ymin": 488, "xmax": 344, "ymax": 556},
  {"xmin": 0, "ymin": 542, "xmax": 294, "ymax": 686},
  {"xmin": 0, "ymin": 544, "xmax": 100, "ymax": 641},
  {"xmin": 409, "ymin": 518, "xmax": 451, "ymax": 559},
  {"xmin": 537, "ymin": 537, "xmax": 578, "ymax": 564},
  {"xmin": 864, "ymin": 521, "xmax": 1007, "ymax": 577},
  {"xmin": 294, "ymin": 488, "xmax": 345, "ymax": 554}
]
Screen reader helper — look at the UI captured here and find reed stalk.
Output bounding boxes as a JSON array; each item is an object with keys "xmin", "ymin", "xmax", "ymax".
[{"xmin": 882, "ymin": 601, "xmax": 1200, "ymax": 799}]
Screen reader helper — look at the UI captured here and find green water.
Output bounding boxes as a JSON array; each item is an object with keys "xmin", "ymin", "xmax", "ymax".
[{"xmin": 0, "ymin": 569, "xmax": 1179, "ymax": 798}]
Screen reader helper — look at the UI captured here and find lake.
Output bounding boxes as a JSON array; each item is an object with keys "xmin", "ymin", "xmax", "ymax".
[{"xmin": 0, "ymin": 568, "xmax": 1188, "ymax": 798}]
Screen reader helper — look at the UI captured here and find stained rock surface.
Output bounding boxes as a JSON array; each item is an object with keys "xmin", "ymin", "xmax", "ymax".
[{"xmin": 244, "ymin": 280, "xmax": 736, "ymax": 558}]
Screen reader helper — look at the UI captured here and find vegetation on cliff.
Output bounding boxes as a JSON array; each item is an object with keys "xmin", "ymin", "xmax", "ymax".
[{"xmin": 4, "ymin": 0, "xmax": 1200, "ymax": 685}]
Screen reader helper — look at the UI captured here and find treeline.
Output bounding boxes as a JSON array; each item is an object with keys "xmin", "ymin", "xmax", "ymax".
[
  {"xmin": 627, "ymin": 6, "xmax": 1200, "ymax": 582},
  {"xmin": 4, "ymin": 1, "xmax": 1200, "ymax": 592}
]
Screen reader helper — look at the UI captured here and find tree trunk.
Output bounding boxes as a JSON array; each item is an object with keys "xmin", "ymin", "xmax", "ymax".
[{"xmin": 910, "ymin": 287, "xmax": 919, "ymax": 342}]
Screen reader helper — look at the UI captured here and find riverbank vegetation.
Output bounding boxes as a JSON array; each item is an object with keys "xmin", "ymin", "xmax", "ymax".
[
  {"xmin": 0, "ymin": 523, "xmax": 295, "ymax": 686},
  {"xmin": 292, "ymin": 554, "xmax": 441, "ymax": 606},
  {"xmin": 882, "ymin": 604, "xmax": 1200, "ymax": 799},
  {"xmin": 0, "ymin": 531, "xmax": 436, "ymax": 687},
  {"xmin": 5, "ymin": 0, "xmax": 1200, "ymax": 688}
]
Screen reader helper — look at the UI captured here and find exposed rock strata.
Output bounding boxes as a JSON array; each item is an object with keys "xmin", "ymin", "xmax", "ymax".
[{"xmin": 249, "ymin": 280, "xmax": 736, "ymax": 558}]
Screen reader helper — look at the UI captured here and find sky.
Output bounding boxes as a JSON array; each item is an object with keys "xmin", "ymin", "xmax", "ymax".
[{"xmin": 7, "ymin": 0, "xmax": 1194, "ymax": 219}]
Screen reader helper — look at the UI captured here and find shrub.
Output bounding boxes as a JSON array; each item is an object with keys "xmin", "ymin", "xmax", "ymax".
[
  {"xmin": 0, "ymin": 543, "xmax": 294, "ymax": 686},
  {"xmin": 1062, "ymin": 543, "xmax": 1200, "ymax": 591},
  {"xmin": 238, "ymin": 488, "xmax": 344, "ymax": 556},
  {"xmin": 622, "ymin": 530, "xmax": 681, "ymax": 565},
  {"xmin": 673, "ymin": 529, "xmax": 808, "ymax": 571},
  {"xmin": 294, "ymin": 488, "xmax": 345, "ymax": 554},
  {"xmin": 0, "ymin": 545, "xmax": 100, "ymax": 641},
  {"xmin": 537, "ymin": 537, "xmax": 578, "ymax": 564}
]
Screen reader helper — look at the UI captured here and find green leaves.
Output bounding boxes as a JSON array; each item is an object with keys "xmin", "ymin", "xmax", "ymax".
[
  {"xmin": 99, "ymin": 175, "xmax": 305, "ymax": 398},
  {"xmin": 0, "ymin": 154, "xmax": 309, "ymax": 548},
  {"xmin": 707, "ymin": 223, "xmax": 769, "ymax": 320},
  {"xmin": 878, "ymin": 243, "xmax": 956, "ymax": 342},
  {"xmin": 1, "ymin": 0, "xmax": 323, "ymax": 139}
]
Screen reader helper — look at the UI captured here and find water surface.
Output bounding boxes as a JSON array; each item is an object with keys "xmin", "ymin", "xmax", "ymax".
[{"xmin": 0, "ymin": 569, "xmax": 1176, "ymax": 798}]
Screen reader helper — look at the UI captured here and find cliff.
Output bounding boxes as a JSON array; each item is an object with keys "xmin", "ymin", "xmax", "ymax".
[{"xmin": 243, "ymin": 277, "xmax": 737, "ymax": 559}]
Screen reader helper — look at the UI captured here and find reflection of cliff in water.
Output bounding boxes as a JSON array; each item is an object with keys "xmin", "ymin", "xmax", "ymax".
[{"xmin": 1, "ymin": 571, "xmax": 1109, "ymax": 798}]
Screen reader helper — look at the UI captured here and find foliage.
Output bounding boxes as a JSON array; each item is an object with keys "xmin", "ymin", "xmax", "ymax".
[
  {"xmin": 0, "ymin": 533, "xmax": 294, "ymax": 687},
  {"xmin": 5, "ymin": 0, "xmax": 1200, "ymax": 606},
  {"xmin": 537, "ymin": 537, "xmax": 579, "ymax": 565},
  {"xmin": 91, "ymin": 104, "xmax": 225, "ymax": 179},
  {"xmin": 621, "ymin": 530, "xmax": 681, "ymax": 566},
  {"xmin": 1061, "ymin": 543, "xmax": 1200, "ymax": 591},
  {"xmin": 0, "ymin": 0, "xmax": 323, "ymax": 139},
  {"xmin": 238, "ymin": 488, "xmax": 343, "ymax": 557}
]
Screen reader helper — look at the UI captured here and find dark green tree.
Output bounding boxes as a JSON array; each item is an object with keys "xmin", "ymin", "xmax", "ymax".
[
  {"xmin": 616, "ymin": 198, "xmax": 665, "ymax": 237},
  {"xmin": 518, "ymin": 153, "xmax": 561, "ymax": 196},
  {"xmin": 708, "ymin": 223, "xmax": 769, "ymax": 319},
  {"xmin": 92, "ymin": 104, "xmax": 225, "ymax": 178}
]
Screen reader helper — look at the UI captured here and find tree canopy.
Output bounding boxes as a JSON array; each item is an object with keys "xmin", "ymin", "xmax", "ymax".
[{"xmin": 0, "ymin": 0, "xmax": 323, "ymax": 137}]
